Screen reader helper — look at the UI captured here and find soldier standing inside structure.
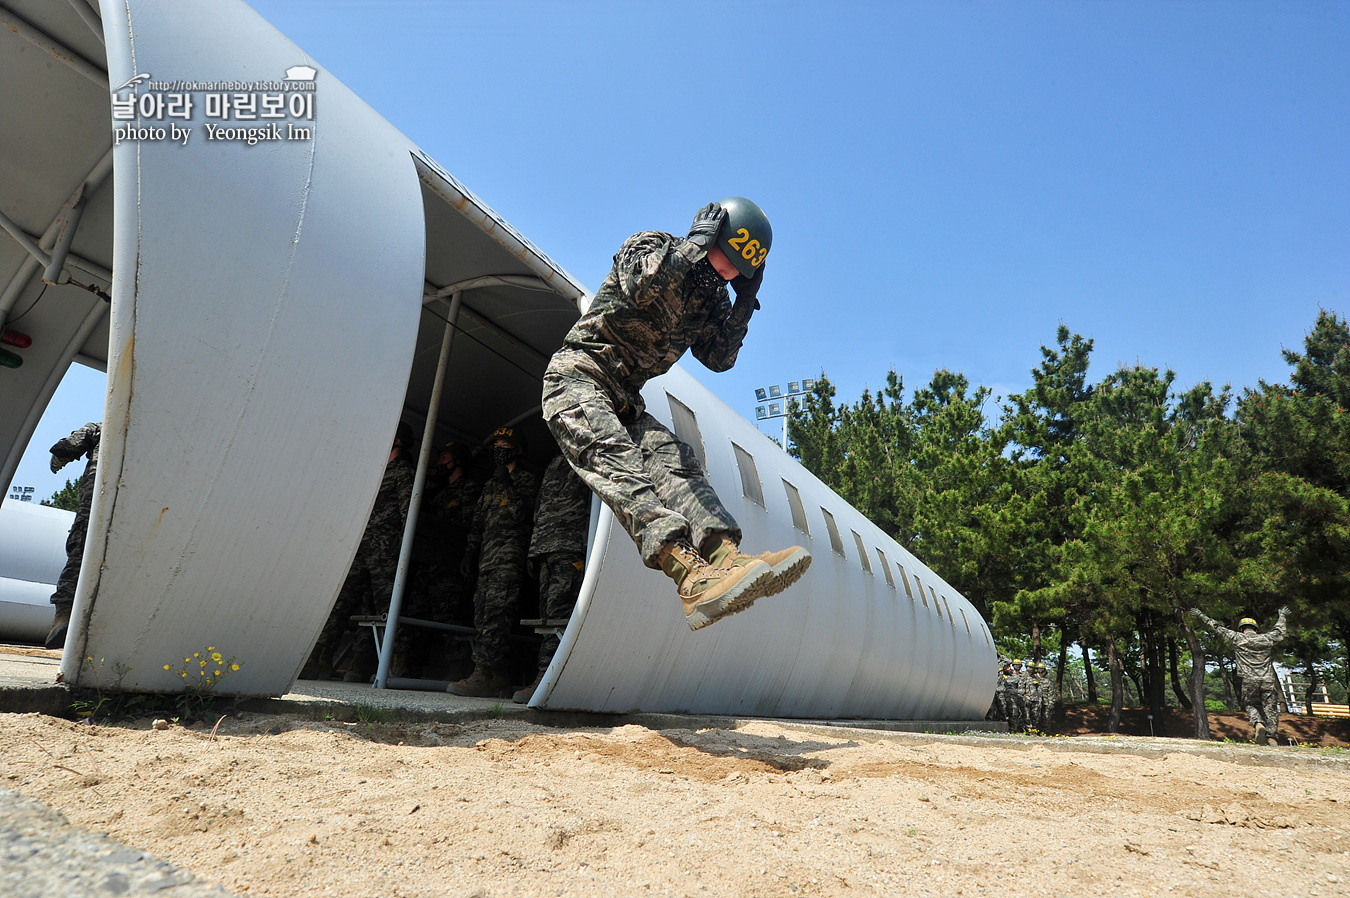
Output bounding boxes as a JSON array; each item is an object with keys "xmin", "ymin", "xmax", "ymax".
[
  {"xmin": 302, "ymin": 422, "xmax": 415, "ymax": 681},
  {"xmin": 44, "ymin": 422, "xmax": 101, "ymax": 650},
  {"xmin": 1190, "ymin": 606, "xmax": 1289, "ymax": 745},
  {"xmin": 447, "ymin": 426, "xmax": 538, "ymax": 698},
  {"xmin": 541, "ymin": 198, "xmax": 810, "ymax": 631},
  {"xmin": 514, "ymin": 452, "xmax": 592, "ymax": 703},
  {"xmin": 413, "ymin": 441, "xmax": 480, "ymax": 679}
]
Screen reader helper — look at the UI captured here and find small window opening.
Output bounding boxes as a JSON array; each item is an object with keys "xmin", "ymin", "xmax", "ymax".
[
  {"xmin": 876, "ymin": 548, "xmax": 895, "ymax": 589},
  {"xmin": 821, "ymin": 507, "xmax": 845, "ymax": 557},
  {"xmin": 852, "ymin": 531, "xmax": 872, "ymax": 574},
  {"xmin": 896, "ymin": 563, "xmax": 914, "ymax": 599},
  {"xmin": 730, "ymin": 442, "xmax": 765, "ymax": 507},
  {"xmin": 782, "ymin": 480, "xmax": 810, "ymax": 535},
  {"xmin": 958, "ymin": 607, "xmax": 972, "ymax": 636},
  {"xmin": 666, "ymin": 393, "xmax": 706, "ymax": 468},
  {"xmin": 912, "ymin": 573, "xmax": 930, "ymax": 609},
  {"xmin": 929, "ymin": 586, "xmax": 943, "ymax": 619}
]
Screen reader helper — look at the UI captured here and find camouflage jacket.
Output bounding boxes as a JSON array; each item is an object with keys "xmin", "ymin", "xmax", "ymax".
[
  {"xmin": 425, "ymin": 473, "xmax": 480, "ymax": 555},
  {"xmin": 50, "ymin": 422, "xmax": 101, "ymax": 473},
  {"xmin": 365, "ymin": 454, "xmax": 415, "ymax": 539},
  {"xmin": 467, "ymin": 465, "xmax": 539, "ymax": 573},
  {"xmin": 529, "ymin": 455, "xmax": 591, "ymax": 559},
  {"xmin": 549, "ymin": 231, "xmax": 755, "ymax": 410},
  {"xmin": 1194, "ymin": 609, "xmax": 1287, "ymax": 683}
]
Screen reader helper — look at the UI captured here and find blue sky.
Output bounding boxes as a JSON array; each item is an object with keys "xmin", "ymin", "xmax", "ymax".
[{"xmin": 13, "ymin": 0, "xmax": 1349, "ymax": 501}]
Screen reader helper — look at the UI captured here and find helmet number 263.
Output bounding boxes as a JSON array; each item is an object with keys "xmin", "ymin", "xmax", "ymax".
[{"xmin": 726, "ymin": 228, "xmax": 768, "ymax": 268}]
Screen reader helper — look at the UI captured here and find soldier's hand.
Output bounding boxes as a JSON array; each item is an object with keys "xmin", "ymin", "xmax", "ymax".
[
  {"xmin": 1188, "ymin": 607, "xmax": 1202, "ymax": 618},
  {"xmin": 731, "ymin": 260, "xmax": 764, "ymax": 307},
  {"xmin": 686, "ymin": 202, "xmax": 726, "ymax": 249},
  {"xmin": 49, "ymin": 454, "xmax": 63, "ymax": 474},
  {"xmin": 493, "ymin": 464, "xmax": 510, "ymax": 483},
  {"xmin": 1278, "ymin": 605, "xmax": 1290, "ymax": 617}
]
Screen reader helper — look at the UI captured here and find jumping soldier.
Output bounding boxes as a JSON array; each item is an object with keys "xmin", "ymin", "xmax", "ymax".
[
  {"xmin": 1190, "ymin": 606, "xmax": 1289, "ymax": 745},
  {"xmin": 541, "ymin": 198, "xmax": 810, "ymax": 632}
]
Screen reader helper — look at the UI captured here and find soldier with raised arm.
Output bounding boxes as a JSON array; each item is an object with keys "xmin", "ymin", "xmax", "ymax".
[
  {"xmin": 541, "ymin": 198, "xmax": 810, "ymax": 632},
  {"xmin": 1189, "ymin": 606, "xmax": 1289, "ymax": 745}
]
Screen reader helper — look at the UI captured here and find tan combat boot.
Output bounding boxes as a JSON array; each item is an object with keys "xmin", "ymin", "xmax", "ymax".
[
  {"xmin": 512, "ymin": 670, "xmax": 545, "ymax": 704},
  {"xmin": 658, "ymin": 540, "xmax": 773, "ymax": 631},
  {"xmin": 703, "ymin": 534, "xmax": 812, "ymax": 599},
  {"xmin": 445, "ymin": 664, "xmax": 512, "ymax": 698}
]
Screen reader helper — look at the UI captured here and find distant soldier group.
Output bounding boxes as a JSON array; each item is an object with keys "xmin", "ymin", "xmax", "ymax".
[{"xmin": 990, "ymin": 658, "xmax": 1056, "ymax": 733}]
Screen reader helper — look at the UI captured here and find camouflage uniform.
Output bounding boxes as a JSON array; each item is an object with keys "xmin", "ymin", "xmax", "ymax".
[
  {"xmin": 466, "ymin": 464, "xmax": 539, "ymax": 671},
  {"xmin": 541, "ymin": 230, "xmax": 757, "ymax": 568},
  {"xmin": 1193, "ymin": 608, "xmax": 1288, "ymax": 742},
  {"xmin": 48, "ymin": 422, "xmax": 101, "ymax": 612},
  {"xmin": 408, "ymin": 472, "xmax": 481, "ymax": 668},
  {"xmin": 527, "ymin": 455, "xmax": 592, "ymax": 672},
  {"xmin": 999, "ymin": 665, "xmax": 1025, "ymax": 732},
  {"xmin": 1025, "ymin": 667, "xmax": 1045, "ymax": 732},
  {"xmin": 317, "ymin": 453, "xmax": 415, "ymax": 656}
]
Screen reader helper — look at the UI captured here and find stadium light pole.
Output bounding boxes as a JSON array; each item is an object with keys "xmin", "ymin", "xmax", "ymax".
[{"xmin": 753, "ymin": 378, "xmax": 815, "ymax": 448}]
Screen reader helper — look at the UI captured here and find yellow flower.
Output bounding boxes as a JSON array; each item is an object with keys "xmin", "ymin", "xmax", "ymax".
[
  {"xmin": 184, "ymin": 657, "xmax": 190, "ymax": 663},
  {"xmin": 163, "ymin": 664, "xmax": 171, "ymax": 671},
  {"xmin": 193, "ymin": 653, "xmax": 199, "ymax": 658},
  {"xmin": 207, "ymin": 646, "xmax": 215, "ymax": 652},
  {"xmin": 211, "ymin": 652, "xmax": 222, "ymax": 663},
  {"xmin": 231, "ymin": 663, "xmax": 240, "ymax": 671}
]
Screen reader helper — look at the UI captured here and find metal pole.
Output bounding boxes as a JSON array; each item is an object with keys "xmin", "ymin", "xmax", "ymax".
[{"xmin": 375, "ymin": 291, "xmax": 463, "ymax": 688}]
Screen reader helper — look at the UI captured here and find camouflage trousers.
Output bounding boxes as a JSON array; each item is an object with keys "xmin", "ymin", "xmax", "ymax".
[
  {"xmin": 1241, "ymin": 677, "xmax": 1280, "ymax": 741},
  {"xmin": 50, "ymin": 469, "xmax": 97, "ymax": 611},
  {"xmin": 533, "ymin": 552, "xmax": 584, "ymax": 672},
  {"xmin": 542, "ymin": 372, "xmax": 739, "ymax": 568},
  {"xmin": 1003, "ymin": 687, "xmax": 1026, "ymax": 732},
  {"xmin": 402, "ymin": 559, "xmax": 473, "ymax": 672},
  {"xmin": 472, "ymin": 566, "xmax": 524, "ymax": 671}
]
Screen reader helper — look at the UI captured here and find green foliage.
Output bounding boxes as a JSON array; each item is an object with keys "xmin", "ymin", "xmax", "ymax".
[
  {"xmin": 41, "ymin": 478, "xmax": 81, "ymax": 511},
  {"xmin": 791, "ymin": 313, "xmax": 1350, "ymax": 727}
]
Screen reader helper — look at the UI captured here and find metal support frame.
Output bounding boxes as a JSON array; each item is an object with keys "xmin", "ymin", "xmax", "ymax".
[
  {"xmin": 42, "ymin": 196, "xmax": 89, "ymax": 285},
  {"xmin": 66, "ymin": 0, "xmax": 103, "ymax": 43},
  {"xmin": 0, "ymin": 147, "xmax": 113, "ymax": 330},
  {"xmin": 422, "ymin": 278, "xmax": 554, "ymax": 372},
  {"xmin": 0, "ymin": 2, "xmax": 108, "ymax": 88},
  {"xmin": 374, "ymin": 290, "xmax": 464, "ymax": 689}
]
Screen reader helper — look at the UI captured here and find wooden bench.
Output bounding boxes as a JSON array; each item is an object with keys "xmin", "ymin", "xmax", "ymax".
[{"xmin": 1308, "ymin": 703, "xmax": 1350, "ymax": 719}]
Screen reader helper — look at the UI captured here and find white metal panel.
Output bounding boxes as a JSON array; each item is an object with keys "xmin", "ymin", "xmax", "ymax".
[
  {"xmin": 0, "ymin": 501, "xmax": 72, "ymax": 642},
  {"xmin": 64, "ymin": 0, "xmax": 426, "ymax": 692},
  {"xmin": 535, "ymin": 365, "xmax": 997, "ymax": 720}
]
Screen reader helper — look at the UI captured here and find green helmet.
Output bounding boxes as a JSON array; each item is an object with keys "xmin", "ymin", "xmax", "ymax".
[
  {"xmin": 715, "ymin": 196, "xmax": 772, "ymax": 279},
  {"xmin": 1238, "ymin": 617, "xmax": 1258, "ymax": 631}
]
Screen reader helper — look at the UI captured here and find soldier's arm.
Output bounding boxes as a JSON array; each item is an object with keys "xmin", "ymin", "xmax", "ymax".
[
  {"xmin": 1270, "ymin": 606, "xmax": 1289, "ymax": 643},
  {"xmin": 614, "ymin": 232, "xmax": 697, "ymax": 307},
  {"xmin": 48, "ymin": 421, "xmax": 101, "ymax": 471},
  {"xmin": 690, "ymin": 294, "xmax": 754, "ymax": 373}
]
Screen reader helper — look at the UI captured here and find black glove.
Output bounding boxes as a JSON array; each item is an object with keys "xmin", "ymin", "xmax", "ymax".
[
  {"xmin": 686, "ymin": 202, "xmax": 726, "ymax": 250},
  {"xmin": 49, "ymin": 454, "xmax": 65, "ymax": 474},
  {"xmin": 731, "ymin": 260, "xmax": 765, "ymax": 309},
  {"xmin": 493, "ymin": 463, "xmax": 510, "ymax": 482},
  {"xmin": 459, "ymin": 554, "xmax": 475, "ymax": 580}
]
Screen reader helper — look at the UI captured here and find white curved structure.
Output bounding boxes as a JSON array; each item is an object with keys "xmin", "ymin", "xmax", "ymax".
[
  {"xmin": 0, "ymin": 502, "xmax": 73, "ymax": 643},
  {"xmin": 0, "ymin": 0, "xmax": 995, "ymax": 718}
]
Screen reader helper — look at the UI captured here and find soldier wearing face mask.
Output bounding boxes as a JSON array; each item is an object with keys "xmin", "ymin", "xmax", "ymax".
[{"xmin": 446, "ymin": 426, "xmax": 539, "ymax": 697}]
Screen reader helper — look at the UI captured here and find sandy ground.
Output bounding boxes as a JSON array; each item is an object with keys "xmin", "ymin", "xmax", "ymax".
[{"xmin": 1, "ymin": 711, "xmax": 1348, "ymax": 898}]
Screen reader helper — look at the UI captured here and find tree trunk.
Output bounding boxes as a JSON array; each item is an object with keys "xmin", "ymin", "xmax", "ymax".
[
  {"xmin": 1144, "ymin": 624, "xmax": 1167, "ymax": 736},
  {"xmin": 1031, "ymin": 620, "xmax": 1042, "ymax": 663},
  {"xmin": 1304, "ymin": 661, "xmax": 1319, "ymax": 716},
  {"xmin": 1218, "ymin": 654, "xmax": 1234, "ymax": 708},
  {"xmin": 1055, "ymin": 640, "xmax": 1069, "ymax": 723},
  {"xmin": 1081, "ymin": 641, "xmax": 1098, "ymax": 704},
  {"xmin": 1107, "ymin": 641, "xmax": 1124, "ymax": 733},
  {"xmin": 1168, "ymin": 637, "xmax": 1192, "ymax": 708},
  {"xmin": 1179, "ymin": 618, "xmax": 1210, "ymax": 739}
]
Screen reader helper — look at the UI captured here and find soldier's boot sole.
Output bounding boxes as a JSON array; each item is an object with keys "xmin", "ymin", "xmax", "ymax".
[
  {"xmin": 1255, "ymin": 723, "xmax": 1268, "ymax": 746},
  {"xmin": 683, "ymin": 560, "xmax": 775, "ymax": 631},
  {"xmin": 754, "ymin": 546, "xmax": 813, "ymax": 598}
]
